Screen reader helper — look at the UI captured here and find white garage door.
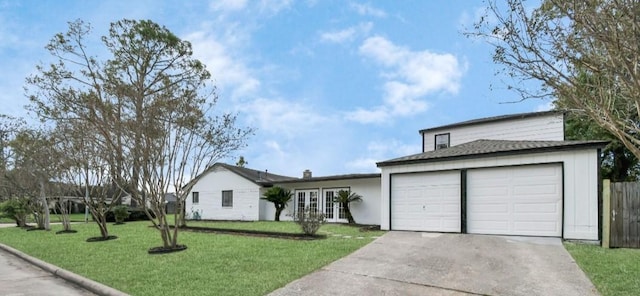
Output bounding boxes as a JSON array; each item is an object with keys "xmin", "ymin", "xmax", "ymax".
[
  {"xmin": 391, "ymin": 171, "xmax": 460, "ymax": 232},
  {"xmin": 467, "ymin": 164, "xmax": 562, "ymax": 237}
]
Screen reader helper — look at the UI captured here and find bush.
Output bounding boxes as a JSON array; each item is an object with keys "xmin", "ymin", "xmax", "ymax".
[
  {"xmin": 294, "ymin": 207, "xmax": 325, "ymax": 236},
  {"xmin": 113, "ymin": 205, "xmax": 129, "ymax": 224},
  {"xmin": 103, "ymin": 207, "xmax": 154, "ymax": 222},
  {"xmin": 0, "ymin": 199, "xmax": 29, "ymax": 227}
]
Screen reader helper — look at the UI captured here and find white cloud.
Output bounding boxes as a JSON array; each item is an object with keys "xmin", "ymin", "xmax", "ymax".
[
  {"xmin": 345, "ymin": 140, "xmax": 418, "ymax": 172},
  {"xmin": 349, "ymin": 36, "xmax": 465, "ymax": 124},
  {"xmin": 243, "ymin": 97, "xmax": 330, "ymax": 137},
  {"xmin": 258, "ymin": 0, "xmax": 294, "ymax": 15},
  {"xmin": 210, "ymin": 0, "xmax": 248, "ymax": 12},
  {"xmin": 185, "ymin": 30, "xmax": 260, "ymax": 100},
  {"xmin": 346, "ymin": 107, "xmax": 390, "ymax": 124},
  {"xmin": 349, "ymin": 2, "xmax": 387, "ymax": 18},
  {"xmin": 535, "ymin": 101, "xmax": 554, "ymax": 112},
  {"xmin": 320, "ymin": 22, "xmax": 372, "ymax": 44}
]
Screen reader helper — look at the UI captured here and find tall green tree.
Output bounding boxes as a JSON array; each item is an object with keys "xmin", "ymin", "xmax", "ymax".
[
  {"xmin": 471, "ymin": 0, "xmax": 640, "ymax": 160},
  {"xmin": 261, "ymin": 186, "xmax": 293, "ymax": 221},
  {"xmin": 334, "ymin": 190, "xmax": 361, "ymax": 224},
  {"xmin": 561, "ymin": 111, "xmax": 639, "ymax": 181},
  {"xmin": 28, "ymin": 19, "xmax": 252, "ymax": 252}
]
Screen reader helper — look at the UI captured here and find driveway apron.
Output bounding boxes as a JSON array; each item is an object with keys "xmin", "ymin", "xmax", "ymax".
[{"xmin": 269, "ymin": 231, "xmax": 599, "ymax": 296}]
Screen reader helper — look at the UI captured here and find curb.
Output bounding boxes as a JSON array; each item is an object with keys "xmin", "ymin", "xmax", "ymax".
[{"xmin": 0, "ymin": 243, "xmax": 129, "ymax": 296}]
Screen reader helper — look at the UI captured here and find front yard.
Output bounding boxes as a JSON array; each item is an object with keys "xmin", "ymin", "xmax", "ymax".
[
  {"xmin": 0, "ymin": 221, "xmax": 384, "ymax": 296},
  {"xmin": 565, "ymin": 242, "xmax": 640, "ymax": 296}
]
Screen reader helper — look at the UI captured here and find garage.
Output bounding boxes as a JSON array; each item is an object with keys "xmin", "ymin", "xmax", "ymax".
[
  {"xmin": 390, "ymin": 171, "xmax": 460, "ymax": 232},
  {"xmin": 466, "ymin": 164, "xmax": 563, "ymax": 237}
]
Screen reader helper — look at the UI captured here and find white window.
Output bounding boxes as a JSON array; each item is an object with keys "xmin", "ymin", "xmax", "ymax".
[
  {"xmin": 192, "ymin": 192, "xmax": 199, "ymax": 204},
  {"xmin": 435, "ymin": 133, "xmax": 450, "ymax": 150},
  {"xmin": 222, "ymin": 190, "xmax": 233, "ymax": 207}
]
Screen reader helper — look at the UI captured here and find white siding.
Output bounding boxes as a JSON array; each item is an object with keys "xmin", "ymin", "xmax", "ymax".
[
  {"xmin": 186, "ymin": 166, "xmax": 261, "ymax": 221},
  {"xmin": 273, "ymin": 177, "xmax": 381, "ymax": 225},
  {"xmin": 423, "ymin": 114, "xmax": 564, "ymax": 152},
  {"xmin": 380, "ymin": 149, "xmax": 599, "ymax": 240}
]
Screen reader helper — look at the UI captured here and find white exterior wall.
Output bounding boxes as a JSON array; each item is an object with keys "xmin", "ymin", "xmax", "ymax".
[
  {"xmin": 273, "ymin": 177, "xmax": 381, "ymax": 225},
  {"xmin": 380, "ymin": 149, "xmax": 599, "ymax": 240},
  {"xmin": 422, "ymin": 114, "xmax": 564, "ymax": 152},
  {"xmin": 186, "ymin": 166, "xmax": 261, "ymax": 221}
]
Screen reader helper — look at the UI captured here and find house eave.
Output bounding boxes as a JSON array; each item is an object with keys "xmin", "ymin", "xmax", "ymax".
[
  {"xmin": 418, "ymin": 110, "xmax": 565, "ymax": 134},
  {"xmin": 275, "ymin": 173, "xmax": 381, "ymax": 184},
  {"xmin": 377, "ymin": 141, "xmax": 608, "ymax": 167}
]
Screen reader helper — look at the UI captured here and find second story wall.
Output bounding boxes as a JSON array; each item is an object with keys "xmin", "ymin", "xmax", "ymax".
[{"xmin": 421, "ymin": 112, "xmax": 565, "ymax": 152}]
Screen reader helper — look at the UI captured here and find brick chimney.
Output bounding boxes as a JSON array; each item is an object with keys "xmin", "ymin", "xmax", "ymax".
[{"xmin": 303, "ymin": 169, "xmax": 312, "ymax": 179}]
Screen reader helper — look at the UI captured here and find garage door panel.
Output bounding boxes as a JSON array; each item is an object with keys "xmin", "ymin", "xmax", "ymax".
[
  {"xmin": 469, "ymin": 203, "xmax": 509, "ymax": 213},
  {"xmin": 513, "ymin": 203, "xmax": 560, "ymax": 213},
  {"xmin": 467, "ymin": 164, "xmax": 562, "ymax": 237},
  {"xmin": 391, "ymin": 171, "xmax": 460, "ymax": 232}
]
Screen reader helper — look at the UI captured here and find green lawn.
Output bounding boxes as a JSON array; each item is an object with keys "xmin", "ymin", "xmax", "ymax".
[
  {"xmin": 565, "ymin": 242, "xmax": 640, "ymax": 296},
  {"xmin": 0, "ymin": 221, "xmax": 384, "ymax": 296}
]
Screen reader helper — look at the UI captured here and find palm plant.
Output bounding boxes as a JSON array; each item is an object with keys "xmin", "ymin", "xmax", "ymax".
[
  {"xmin": 334, "ymin": 190, "xmax": 362, "ymax": 224},
  {"xmin": 261, "ymin": 186, "xmax": 293, "ymax": 221}
]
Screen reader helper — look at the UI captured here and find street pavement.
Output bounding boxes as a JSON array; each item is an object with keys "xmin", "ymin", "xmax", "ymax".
[{"xmin": 0, "ymin": 246, "xmax": 96, "ymax": 296}]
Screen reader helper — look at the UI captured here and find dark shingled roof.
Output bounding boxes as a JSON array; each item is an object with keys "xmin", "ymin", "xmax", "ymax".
[
  {"xmin": 419, "ymin": 111, "xmax": 564, "ymax": 134},
  {"xmin": 376, "ymin": 139, "xmax": 608, "ymax": 167},
  {"xmin": 216, "ymin": 163, "xmax": 297, "ymax": 185},
  {"xmin": 275, "ymin": 173, "xmax": 381, "ymax": 184}
]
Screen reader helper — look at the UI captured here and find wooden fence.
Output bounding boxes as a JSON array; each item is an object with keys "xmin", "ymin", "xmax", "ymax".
[{"xmin": 606, "ymin": 180, "xmax": 640, "ymax": 248}]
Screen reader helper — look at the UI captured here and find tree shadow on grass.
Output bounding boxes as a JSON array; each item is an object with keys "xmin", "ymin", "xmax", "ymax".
[{"xmin": 86, "ymin": 235, "xmax": 118, "ymax": 242}]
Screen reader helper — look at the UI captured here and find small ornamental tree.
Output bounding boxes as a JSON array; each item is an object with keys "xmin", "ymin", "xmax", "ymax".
[
  {"xmin": 261, "ymin": 186, "xmax": 293, "ymax": 221},
  {"xmin": 334, "ymin": 190, "xmax": 362, "ymax": 224}
]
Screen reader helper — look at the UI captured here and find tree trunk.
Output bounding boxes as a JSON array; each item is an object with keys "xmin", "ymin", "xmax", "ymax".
[
  {"xmin": 275, "ymin": 206, "xmax": 283, "ymax": 221},
  {"xmin": 97, "ymin": 215, "xmax": 109, "ymax": 238},
  {"xmin": 344, "ymin": 203, "xmax": 355, "ymax": 224},
  {"xmin": 39, "ymin": 179, "xmax": 50, "ymax": 230}
]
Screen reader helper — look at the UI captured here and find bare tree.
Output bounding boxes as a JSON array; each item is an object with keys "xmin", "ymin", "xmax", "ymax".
[{"xmin": 470, "ymin": 0, "xmax": 640, "ymax": 158}]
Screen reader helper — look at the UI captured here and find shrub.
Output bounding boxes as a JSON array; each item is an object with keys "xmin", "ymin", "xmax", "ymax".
[
  {"xmin": 103, "ymin": 207, "xmax": 154, "ymax": 222},
  {"xmin": 0, "ymin": 198, "xmax": 29, "ymax": 227},
  {"xmin": 113, "ymin": 205, "xmax": 129, "ymax": 224},
  {"xmin": 294, "ymin": 207, "xmax": 325, "ymax": 236}
]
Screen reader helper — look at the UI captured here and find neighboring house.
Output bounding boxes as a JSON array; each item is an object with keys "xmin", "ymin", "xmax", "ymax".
[
  {"xmin": 165, "ymin": 193, "xmax": 177, "ymax": 214},
  {"xmin": 377, "ymin": 111, "xmax": 607, "ymax": 241},
  {"xmin": 186, "ymin": 163, "xmax": 381, "ymax": 224}
]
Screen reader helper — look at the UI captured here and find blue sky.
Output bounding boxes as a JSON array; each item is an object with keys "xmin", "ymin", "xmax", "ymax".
[{"xmin": 0, "ymin": 0, "xmax": 551, "ymax": 177}]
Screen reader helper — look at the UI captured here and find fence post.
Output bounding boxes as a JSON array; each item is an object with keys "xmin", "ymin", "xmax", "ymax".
[{"xmin": 602, "ymin": 179, "xmax": 611, "ymax": 248}]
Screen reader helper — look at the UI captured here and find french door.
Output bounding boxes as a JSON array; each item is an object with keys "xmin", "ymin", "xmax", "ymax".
[
  {"xmin": 295, "ymin": 190, "xmax": 319, "ymax": 216},
  {"xmin": 322, "ymin": 188, "xmax": 348, "ymax": 223}
]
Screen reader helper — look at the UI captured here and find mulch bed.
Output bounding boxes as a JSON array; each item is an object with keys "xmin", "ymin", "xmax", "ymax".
[
  {"xmin": 55, "ymin": 229, "xmax": 78, "ymax": 234},
  {"xmin": 86, "ymin": 235, "xmax": 118, "ymax": 242},
  {"xmin": 148, "ymin": 244, "xmax": 188, "ymax": 254},
  {"xmin": 174, "ymin": 225, "xmax": 326, "ymax": 240}
]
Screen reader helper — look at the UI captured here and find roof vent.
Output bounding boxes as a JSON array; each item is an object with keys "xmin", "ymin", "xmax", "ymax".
[{"xmin": 303, "ymin": 169, "xmax": 312, "ymax": 179}]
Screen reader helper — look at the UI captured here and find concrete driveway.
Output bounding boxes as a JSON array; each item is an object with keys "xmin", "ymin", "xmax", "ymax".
[{"xmin": 269, "ymin": 232, "xmax": 599, "ymax": 296}]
